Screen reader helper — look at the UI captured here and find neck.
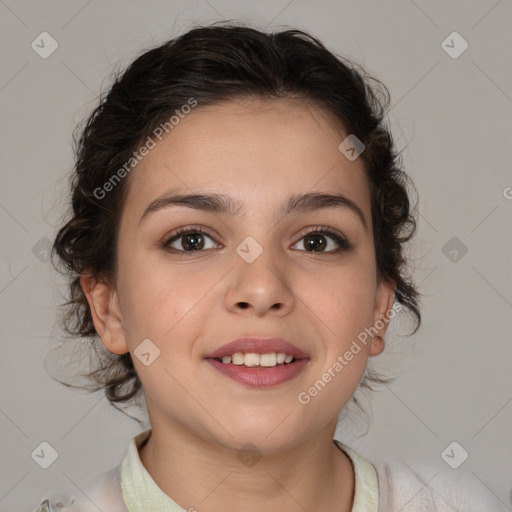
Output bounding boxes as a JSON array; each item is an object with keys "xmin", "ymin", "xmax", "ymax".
[{"xmin": 138, "ymin": 419, "xmax": 355, "ymax": 512}]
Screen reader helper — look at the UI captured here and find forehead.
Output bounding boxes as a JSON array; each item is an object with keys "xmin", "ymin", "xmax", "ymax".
[{"xmin": 124, "ymin": 97, "xmax": 371, "ymax": 221}]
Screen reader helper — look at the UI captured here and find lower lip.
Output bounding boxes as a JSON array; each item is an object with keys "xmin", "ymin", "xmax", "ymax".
[{"xmin": 206, "ymin": 359, "xmax": 309, "ymax": 387}]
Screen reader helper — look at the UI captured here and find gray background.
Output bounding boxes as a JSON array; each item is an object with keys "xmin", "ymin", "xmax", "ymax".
[{"xmin": 1, "ymin": 0, "xmax": 511, "ymax": 510}]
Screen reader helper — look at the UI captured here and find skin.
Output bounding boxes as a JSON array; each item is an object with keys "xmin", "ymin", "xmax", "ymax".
[{"xmin": 82, "ymin": 97, "xmax": 396, "ymax": 512}]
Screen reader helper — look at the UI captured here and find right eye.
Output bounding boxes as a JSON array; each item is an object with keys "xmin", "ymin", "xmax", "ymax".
[{"xmin": 161, "ymin": 226, "xmax": 220, "ymax": 253}]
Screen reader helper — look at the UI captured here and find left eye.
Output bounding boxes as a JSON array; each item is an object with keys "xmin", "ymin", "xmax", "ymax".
[{"xmin": 292, "ymin": 229, "xmax": 351, "ymax": 253}]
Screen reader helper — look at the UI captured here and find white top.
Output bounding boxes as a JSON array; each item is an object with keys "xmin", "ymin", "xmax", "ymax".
[{"xmin": 34, "ymin": 428, "xmax": 499, "ymax": 512}]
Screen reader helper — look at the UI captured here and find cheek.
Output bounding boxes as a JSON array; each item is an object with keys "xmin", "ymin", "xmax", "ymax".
[
  {"xmin": 306, "ymin": 258, "xmax": 377, "ymax": 325},
  {"xmin": 118, "ymin": 252, "xmax": 219, "ymax": 342},
  {"xmin": 300, "ymin": 262, "xmax": 377, "ymax": 392}
]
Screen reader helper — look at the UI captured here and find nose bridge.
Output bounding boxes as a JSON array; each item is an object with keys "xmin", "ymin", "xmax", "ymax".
[
  {"xmin": 235, "ymin": 233, "xmax": 281, "ymax": 287},
  {"xmin": 227, "ymin": 233, "xmax": 293, "ymax": 315}
]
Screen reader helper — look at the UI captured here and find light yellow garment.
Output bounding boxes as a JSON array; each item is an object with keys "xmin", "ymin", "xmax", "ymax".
[{"xmin": 35, "ymin": 428, "xmax": 499, "ymax": 511}]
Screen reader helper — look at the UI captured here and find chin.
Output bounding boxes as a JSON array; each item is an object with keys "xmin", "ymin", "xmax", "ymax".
[{"xmin": 205, "ymin": 412, "xmax": 314, "ymax": 454}]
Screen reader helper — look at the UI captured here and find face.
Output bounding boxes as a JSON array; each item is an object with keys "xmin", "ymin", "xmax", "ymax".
[{"xmin": 84, "ymin": 97, "xmax": 395, "ymax": 452}]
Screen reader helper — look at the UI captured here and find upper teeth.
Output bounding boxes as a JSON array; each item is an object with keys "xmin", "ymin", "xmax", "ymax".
[{"xmin": 221, "ymin": 352, "xmax": 294, "ymax": 367}]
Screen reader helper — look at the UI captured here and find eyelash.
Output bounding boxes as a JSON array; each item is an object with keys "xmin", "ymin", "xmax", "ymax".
[{"xmin": 161, "ymin": 225, "xmax": 352, "ymax": 255}]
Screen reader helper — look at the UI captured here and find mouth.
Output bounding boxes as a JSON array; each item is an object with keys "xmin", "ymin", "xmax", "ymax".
[{"xmin": 204, "ymin": 337, "xmax": 310, "ymax": 387}]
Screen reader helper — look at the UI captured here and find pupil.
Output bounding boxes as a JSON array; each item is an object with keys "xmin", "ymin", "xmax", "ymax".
[{"xmin": 305, "ymin": 234, "xmax": 325, "ymax": 251}]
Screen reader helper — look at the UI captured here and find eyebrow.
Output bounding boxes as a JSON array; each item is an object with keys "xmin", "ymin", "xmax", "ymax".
[{"xmin": 139, "ymin": 189, "xmax": 367, "ymax": 229}]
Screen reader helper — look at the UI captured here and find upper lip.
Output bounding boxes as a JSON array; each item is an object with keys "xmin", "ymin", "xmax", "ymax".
[{"xmin": 204, "ymin": 337, "xmax": 310, "ymax": 360}]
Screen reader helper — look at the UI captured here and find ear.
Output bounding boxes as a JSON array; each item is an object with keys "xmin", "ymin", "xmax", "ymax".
[
  {"xmin": 80, "ymin": 273, "xmax": 129, "ymax": 355},
  {"xmin": 369, "ymin": 278, "xmax": 397, "ymax": 356}
]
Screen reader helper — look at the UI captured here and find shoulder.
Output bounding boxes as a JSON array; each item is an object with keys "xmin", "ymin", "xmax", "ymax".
[
  {"xmin": 372, "ymin": 458, "xmax": 499, "ymax": 511},
  {"xmin": 34, "ymin": 465, "xmax": 127, "ymax": 512}
]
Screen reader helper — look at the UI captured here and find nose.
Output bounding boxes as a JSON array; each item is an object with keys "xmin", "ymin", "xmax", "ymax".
[{"xmin": 224, "ymin": 242, "xmax": 295, "ymax": 317}]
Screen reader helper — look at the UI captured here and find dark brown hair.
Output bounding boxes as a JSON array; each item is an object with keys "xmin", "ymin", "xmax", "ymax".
[{"xmin": 51, "ymin": 21, "xmax": 421, "ymax": 417}]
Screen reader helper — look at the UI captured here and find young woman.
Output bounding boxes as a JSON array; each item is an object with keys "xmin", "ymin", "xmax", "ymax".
[{"xmin": 39, "ymin": 23, "xmax": 495, "ymax": 512}]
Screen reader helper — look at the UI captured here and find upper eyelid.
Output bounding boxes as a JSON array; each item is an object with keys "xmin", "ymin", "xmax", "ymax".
[
  {"xmin": 164, "ymin": 225, "xmax": 345, "ymax": 239},
  {"xmin": 163, "ymin": 225, "xmax": 217, "ymax": 241}
]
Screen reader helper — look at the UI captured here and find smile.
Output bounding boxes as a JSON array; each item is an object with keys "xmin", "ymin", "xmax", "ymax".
[
  {"xmin": 204, "ymin": 336, "xmax": 310, "ymax": 387},
  {"xmin": 206, "ymin": 357, "xmax": 309, "ymax": 387}
]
